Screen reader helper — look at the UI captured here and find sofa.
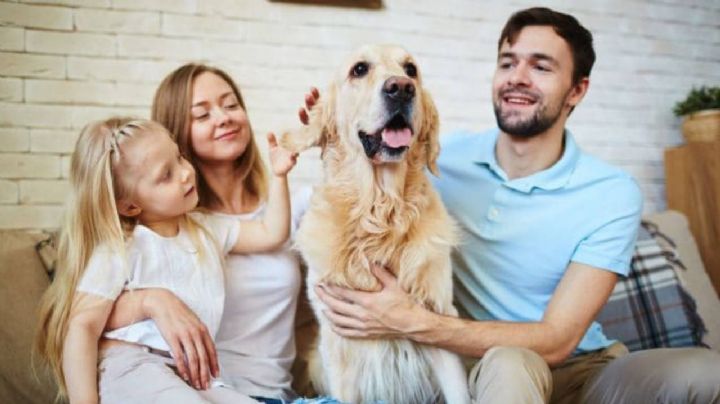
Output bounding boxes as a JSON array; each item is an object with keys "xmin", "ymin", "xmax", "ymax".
[{"xmin": 1, "ymin": 210, "xmax": 718, "ymax": 404}]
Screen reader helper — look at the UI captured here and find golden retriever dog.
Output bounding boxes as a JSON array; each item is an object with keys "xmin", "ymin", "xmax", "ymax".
[{"xmin": 283, "ymin": 44, "xmax": 469, "ymax": 404}]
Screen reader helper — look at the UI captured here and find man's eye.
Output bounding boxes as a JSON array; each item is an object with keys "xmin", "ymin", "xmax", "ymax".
[
  {"xmin": 535, "ymin": 65, "xmax": 550, "ymax": 72},
  {"xmin": 498, "ymin": 62, "xmax": 513, "ymax": 69},
  {"xmin": 350, "ymin": 62, "xmax": 369, "ymax": 78}
]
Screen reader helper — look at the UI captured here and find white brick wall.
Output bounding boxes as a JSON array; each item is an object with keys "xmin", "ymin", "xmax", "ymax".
[{"xmin": 1, "ymin": 0, "xmax": 719, "ymax": 229}]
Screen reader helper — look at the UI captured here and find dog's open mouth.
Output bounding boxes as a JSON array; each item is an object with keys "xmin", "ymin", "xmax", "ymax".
[{"xmin": 358, "ymin": 114, "xmax": 413, "ymax": 161}]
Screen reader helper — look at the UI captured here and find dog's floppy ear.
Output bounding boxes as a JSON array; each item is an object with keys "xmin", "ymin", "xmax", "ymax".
[
  {"xmin": 281, "ymin": 85, "xmax": 337, "ymax": 155},
  {"xmin": 420, "ymin": 88, "xmax": 440, "ymax": 176}
]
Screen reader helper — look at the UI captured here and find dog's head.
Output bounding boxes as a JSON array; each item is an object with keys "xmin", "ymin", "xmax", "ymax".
[{"xmin": 313, "ymin": 45, "xmax": 440, "ymax": 174}]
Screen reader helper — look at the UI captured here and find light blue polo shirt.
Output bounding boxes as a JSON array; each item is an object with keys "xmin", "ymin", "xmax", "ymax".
[{"xmin": 431, "ymin": 128, "xmax": 643, "ymax": 353}]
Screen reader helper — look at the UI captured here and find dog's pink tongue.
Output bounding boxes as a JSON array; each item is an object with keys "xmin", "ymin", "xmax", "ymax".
[{"xmin": 381, "ymin": 128, "xmax": 412, "ymax": 148}]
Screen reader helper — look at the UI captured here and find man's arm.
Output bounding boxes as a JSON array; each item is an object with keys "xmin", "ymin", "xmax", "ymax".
[{"xmin": 317, "ymin": 261, "xmax": 617, "ymax": 366}]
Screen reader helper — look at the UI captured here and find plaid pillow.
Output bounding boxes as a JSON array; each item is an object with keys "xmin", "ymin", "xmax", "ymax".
[{"xmin": 596, "ymin": 221, "xmax": 707, "ymax": 351}]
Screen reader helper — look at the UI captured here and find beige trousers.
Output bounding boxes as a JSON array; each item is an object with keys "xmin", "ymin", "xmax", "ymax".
[
  {"xmin": 467, "ymin": 343, "xmax": 720, "ymax": 404},
  {"xmin": 98, "ymin": 344, "xmax": 260, "ymax": 404}
]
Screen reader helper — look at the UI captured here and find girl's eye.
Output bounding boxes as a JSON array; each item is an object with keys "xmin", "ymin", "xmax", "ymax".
[
  {"xmin": 161, "ymin": 170, "xmax": 171, "ymax": 182},
  {"xmin": 224, "ymin": 102, "xmax": 239, "ymax": 109},
  {"xmin": 194, "ymin": 113, "xmax": 209, "ymax": 120}
]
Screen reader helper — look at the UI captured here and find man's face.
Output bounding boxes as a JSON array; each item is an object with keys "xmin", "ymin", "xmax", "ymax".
[{"xmin": 492, "ymin": 25, "xmax": 580, "ymax": 138}]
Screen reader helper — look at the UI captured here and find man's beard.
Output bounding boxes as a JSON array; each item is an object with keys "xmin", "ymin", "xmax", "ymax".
[{"xmin": 493, "ymin": 89, "xmax": 565, "ymax": 138}]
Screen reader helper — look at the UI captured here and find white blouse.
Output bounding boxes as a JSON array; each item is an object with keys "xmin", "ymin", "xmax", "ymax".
[
  {"xmin": 77, "ymin": 212, "xmax": 239, "ymax": 352},
  {"xmin": 214, "ymin": 186, "xmax": 312, "ymax": 400}
]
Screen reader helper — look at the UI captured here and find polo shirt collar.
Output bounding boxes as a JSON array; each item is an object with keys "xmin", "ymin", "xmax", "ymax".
[{"xmin": 473, "ymin": 128, "xmax": 581, "ymax": 193}]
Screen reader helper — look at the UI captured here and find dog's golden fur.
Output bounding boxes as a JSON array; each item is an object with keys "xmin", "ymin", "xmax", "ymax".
[{"xmin": 283, "ymin": 44, "xmax": 468, "ymax": 404}]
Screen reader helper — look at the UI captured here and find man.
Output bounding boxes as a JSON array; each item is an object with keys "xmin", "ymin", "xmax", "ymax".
[{"xmin": 309, "ymin": 7, "xmax": 720, "ymax": 404}]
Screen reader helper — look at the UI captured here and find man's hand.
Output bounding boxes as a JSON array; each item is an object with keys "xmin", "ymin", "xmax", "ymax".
[
  {"xmin": 298, "ymin": 87, "xmax": 320, "ymax": 125},
  {"xmin": 315, "ymin": 264, "xmax": 430, "ymax": 339}
]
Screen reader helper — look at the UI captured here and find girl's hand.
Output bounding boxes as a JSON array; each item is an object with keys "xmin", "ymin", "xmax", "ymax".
[
  {"xmin": 140, "ymin": 289, "xmax": 219, "ymax": 390},
  {"xmin": 267, "ymin": 132, "xmax": 299, "ymax": 176}
]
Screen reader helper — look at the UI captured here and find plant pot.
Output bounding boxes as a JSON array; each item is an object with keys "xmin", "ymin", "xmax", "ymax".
[{"xmin": 681, "ymin": 109, "xmax": 720, "ymax": 142}]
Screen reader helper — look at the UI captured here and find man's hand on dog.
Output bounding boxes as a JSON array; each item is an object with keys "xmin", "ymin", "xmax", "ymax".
[
  {"xmin": 315, "ymin": 263, "xmax": 429, "ymax": 339},
  {"xmin": 298, "ymin": 87, "xmax": 320, "ymax": 125}
]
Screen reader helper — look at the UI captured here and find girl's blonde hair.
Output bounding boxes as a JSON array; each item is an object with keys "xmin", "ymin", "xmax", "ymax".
[
  {"xmin": 152, "ymin": 63, "xmax": 268, "ymax": 208},
  {"xmin": 34, "ymin": 117, "xmax": 207, "ymax": 398}
]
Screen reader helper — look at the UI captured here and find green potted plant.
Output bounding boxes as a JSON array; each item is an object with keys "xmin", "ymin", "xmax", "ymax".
[{"xmin": 673, "ymin": 86, "xmax": 720, "ymax": 142}]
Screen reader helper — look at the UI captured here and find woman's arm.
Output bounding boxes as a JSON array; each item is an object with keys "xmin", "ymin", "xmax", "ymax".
[
  {"xmin": 232, "ymin": 133, "xmax": 297, "ymax": 254},
  {"xmin": 63, "ymin": 293, "xmax": 114, "ymax": 404},
  {"xmin": 105, "ymin": 288, "xmax": 218, "ymax": 390}
]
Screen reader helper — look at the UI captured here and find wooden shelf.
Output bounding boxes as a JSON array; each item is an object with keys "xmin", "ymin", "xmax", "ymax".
[{"xmin": 665, "ymin": 142, "xmax": 720, "ymax": 297}]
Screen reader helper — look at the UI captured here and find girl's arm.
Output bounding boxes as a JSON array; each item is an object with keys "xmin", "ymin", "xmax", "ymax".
[
  {"xmin": 105, "ymin": 289, "xmax": 218, "ymax": 390},
  {"xmin": 232, "ymin": 133, "xmax": 297, "ymax": 254},
  {"xmin": 63, "ymin": 292, "xmax": 114, "ymax": 404}
]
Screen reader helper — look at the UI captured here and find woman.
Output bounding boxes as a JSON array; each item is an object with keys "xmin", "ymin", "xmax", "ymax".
[{"xmin": 108, "ymin": 64, "xmax": 310, "ymax": 404}]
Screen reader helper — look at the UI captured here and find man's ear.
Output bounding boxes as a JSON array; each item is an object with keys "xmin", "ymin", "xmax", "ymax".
[
  {"xmin": 566, "ymin": 77, "xmax": 590, "ymax": 110},
  {"xmin": 117, "ymin": 199, "xmax": 142, "ymax": 218}
]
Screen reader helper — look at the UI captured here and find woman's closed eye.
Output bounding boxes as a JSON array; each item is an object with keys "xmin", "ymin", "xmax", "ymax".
[{"xmin": 192, "ymin": 107, "xmax": 210, "ymax": 120}]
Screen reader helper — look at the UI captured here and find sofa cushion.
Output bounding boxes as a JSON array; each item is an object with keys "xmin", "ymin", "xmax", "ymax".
[
  {"xmin": 597, "ymin": 222, "xmax": 706, "ymax": 351},
  {"xmin": 0, "ymin": 231, "xmax": 59, "ymax": 404},
  {"xmin": 643, "ymin": 210, "xmax": 720, "ymax": 351}
]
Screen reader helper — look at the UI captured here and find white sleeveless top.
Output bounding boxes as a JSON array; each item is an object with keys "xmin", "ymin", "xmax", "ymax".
[
  {"xmin": 77, "ymin": 212, "xmax": 239, "ymax": 352},
  {"xmin": 214, "ymin": 186, "xmax": 312, "ymax": 400}
]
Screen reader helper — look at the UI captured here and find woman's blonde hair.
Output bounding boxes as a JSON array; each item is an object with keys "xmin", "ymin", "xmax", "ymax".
[
  {"xmin": 34, "ymin": 117, "xmax": 207, "ymax": 398},
  {"xmin": 152, "ymin": 63, "xmax": 268, "ymax": 208}
]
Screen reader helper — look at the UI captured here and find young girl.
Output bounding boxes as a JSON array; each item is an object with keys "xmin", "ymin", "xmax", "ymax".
[{"xmin": 35, "ymin": 117, "xmax": 297, "ymax": 403}]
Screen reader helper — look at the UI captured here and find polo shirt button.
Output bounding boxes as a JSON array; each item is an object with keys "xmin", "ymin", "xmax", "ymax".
[{"xmin": 488, "ymin": 207, "xmax": 500, "ymax": 220}]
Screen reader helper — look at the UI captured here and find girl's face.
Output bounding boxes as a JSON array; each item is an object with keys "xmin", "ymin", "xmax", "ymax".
[
  {"xmin": 189, "ymin": 72, "xmax": 251, "ymax": 164},
  {"xmin": 118, "ymin": 132, "xmax": 198, "ymax": 227}
]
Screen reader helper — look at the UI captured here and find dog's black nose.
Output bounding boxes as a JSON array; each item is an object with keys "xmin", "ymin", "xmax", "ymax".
[{"xmin": 383, "ymin": 76, "xmax": 415, "ymax": 103}]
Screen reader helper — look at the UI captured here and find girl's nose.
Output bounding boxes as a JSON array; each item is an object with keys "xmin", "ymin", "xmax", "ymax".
[{"xmin": 181, "ymin": 162, "xmax": 194, "ymax": 182}]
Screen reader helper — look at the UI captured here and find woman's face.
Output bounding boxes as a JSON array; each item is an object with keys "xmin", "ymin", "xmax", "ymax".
[{"xmin": 189, "ymin": 71, "xmax": 251, "ymax": 164}]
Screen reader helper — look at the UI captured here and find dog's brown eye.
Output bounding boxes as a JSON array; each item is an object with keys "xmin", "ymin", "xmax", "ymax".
[
  {"xmin": 351, "ymin": 62, "xmax": 369, "ymax": 78},
  {"xmin": 404, "ymin": 63, "xmax": 417, "ymax": 78}
]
